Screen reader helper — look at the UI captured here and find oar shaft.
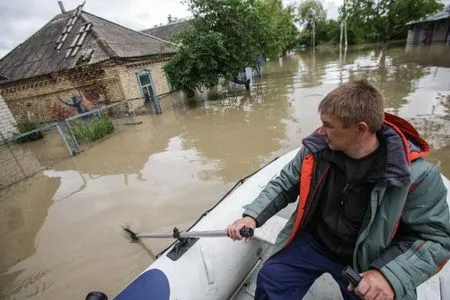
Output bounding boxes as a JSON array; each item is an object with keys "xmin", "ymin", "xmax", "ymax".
[{"xmin": 137, "ymin": 230, "xmax": 227, "ymax": 239}]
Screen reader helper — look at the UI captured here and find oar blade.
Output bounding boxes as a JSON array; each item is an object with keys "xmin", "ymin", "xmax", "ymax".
[{"xmin": 122, "ymin": 226, "xmax": 140, "ymax": 242}]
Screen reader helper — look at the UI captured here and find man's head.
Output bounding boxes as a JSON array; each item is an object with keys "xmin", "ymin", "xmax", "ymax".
[{"xmin": 317, "ymin": 80, "xmax": 384, "ymax": 152}]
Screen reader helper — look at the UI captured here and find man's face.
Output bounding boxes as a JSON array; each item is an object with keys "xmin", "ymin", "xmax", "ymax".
[{"xmin": 318, "ymin": 113, "xmax": 358, "ymax": 151}]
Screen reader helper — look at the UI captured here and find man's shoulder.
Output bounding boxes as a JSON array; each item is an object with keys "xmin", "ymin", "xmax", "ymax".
[
  {"xmin": 409, "ymin": 158, "xmax": 444, "ymax": 190},
  {"xmin": 410, "ymin": 158, "xmax": 436, "ymax": 176}
]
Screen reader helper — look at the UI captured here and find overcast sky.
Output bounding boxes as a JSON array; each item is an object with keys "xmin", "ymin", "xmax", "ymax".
[{"xmin": 0, "ymin": 0, "xmax": 342, "ymax": 59}]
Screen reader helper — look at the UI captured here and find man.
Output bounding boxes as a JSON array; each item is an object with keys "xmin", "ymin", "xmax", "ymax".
[{"xmin": 226, "ymin": 80, "xmax": 450, "ymax": 300}]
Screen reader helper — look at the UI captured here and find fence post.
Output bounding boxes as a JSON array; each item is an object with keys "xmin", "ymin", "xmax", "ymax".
[
  {"xmin": 65, "ymin": 120, "xmax": 80, "ymax": 153},
  {"xmin": 56, "ymin": 123, "xmax": 75, "ymax": 156},
  {"xmin": 0, "ymin": 131, "xmax": 27, "ymax": 178}
]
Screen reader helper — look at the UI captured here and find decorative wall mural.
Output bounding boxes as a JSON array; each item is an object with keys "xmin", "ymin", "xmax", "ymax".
[
  {"xmin": 58, "ymin": 94, "xmax": 89, "ymax": 114},
  {"xmin": 51, "ymin": 102, "xmax": 75, "ymax": 120},
  {"xmin": 50, "ymin": 86, "xmax": 106, "ymax": 120},
  {"xmin": 82, "ymin": 85, "xmax": 107, "ymax": 105}
]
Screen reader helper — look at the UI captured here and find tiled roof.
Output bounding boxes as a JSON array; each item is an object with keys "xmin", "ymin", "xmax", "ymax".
[
  {"xmin": 141, "ymin": 21, "xmax": 190, "ymax": 42},
  {"xmin": 0, "ymin": 5, "xmax": 177, "ymax": 83}
]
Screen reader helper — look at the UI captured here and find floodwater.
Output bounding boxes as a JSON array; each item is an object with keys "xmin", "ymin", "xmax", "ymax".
[{"xmin": 1, "ymin": 45, "xmax": 449, "ymax": 299}]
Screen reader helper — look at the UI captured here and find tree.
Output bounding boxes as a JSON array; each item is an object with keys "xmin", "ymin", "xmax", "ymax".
[
  {"xmin": 298, "ymin": 0, "xmax": 326, "ymax": 27},
  {"xmin": 164, "ymin": 0, "xmax": 298, "ymax": 95},
  {"xmin": 298, "ymin": 0, "xmax": 327, "ymax": 47},
  {"xmin": 256, "ymin": 1, "xmax": 299, "ymax": 56},
  {"xmin": 345, "ymin": 0, "xmax": 444, "ymax": 43},
  {"xmin": 167, "ymin": 14, "xmax": 184, "ymax": 24}
]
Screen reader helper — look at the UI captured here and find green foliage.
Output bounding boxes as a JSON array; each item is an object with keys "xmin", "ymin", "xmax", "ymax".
[
  {"xmin": 72, "ymin": 116, "xmax": 114, "ymax": 143},
  {"xmin": 255, "ymin": 1, "xmax": 299, "ymax": 57},
  {"xmin": 298, "ymin": 0, "xmax": 326, "ymax": 29},
  {"xmin": 163, "ymin": 0, "xmax": 298, "ymax": 94},
  {"xmin": 12, "ymin": 119, "xmax": 43, "ymax": 143},
  {"xmin": 299, "ymin": 19, "xmax": 344, "ymax": 46},
  {"xmin": 297, "ymin": 0, "xmax": 345, "ymax": 47},
  {"xmin": 345, "ymin": 0, "xmax": 444, "ymax": 43},
  {"xmin": 14, "ymin": 119, "xmax": 38, "ymax": 133}
]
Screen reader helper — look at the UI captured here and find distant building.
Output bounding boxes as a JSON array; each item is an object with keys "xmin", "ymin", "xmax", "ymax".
[
  {"xmin": 141, "ymin": 21, "xmax": 190, "ymax": 42},
  {"xmin": 0, "ymin": 3, "xmax": 178, "ymax": 122},
  {"xmin": 406, "ymin": 5, "xmax": 450, "ymax": 45}
]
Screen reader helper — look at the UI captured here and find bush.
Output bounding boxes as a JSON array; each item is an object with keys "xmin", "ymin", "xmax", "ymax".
[
  {"xmin": 13, "ymin": 119, "xmax": 43, "ymax": 143},
  {"xmin": 72, "ymin": 116, "xmax": 114, "ymax": 143}
]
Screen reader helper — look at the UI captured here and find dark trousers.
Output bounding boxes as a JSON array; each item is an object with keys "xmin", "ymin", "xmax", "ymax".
[{"xmin": 255, "ymin": 230, "xmax": 360, "ymax": 300}]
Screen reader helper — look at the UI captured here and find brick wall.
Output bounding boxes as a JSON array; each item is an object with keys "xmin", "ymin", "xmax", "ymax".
[
  {"xmin": 0, "ymin": 63, "xmax": 126, "ymax": 122},
  {"xmin": 117, "ymin": 59, "xmax": 172, "ymax": 110},
  {"xmin": 0, "ymin": 57, "xmax": 174, "ymax": 122},
  {"xmin": 0, "ymin": 94, "xmax": 16, "ymax": 138}
]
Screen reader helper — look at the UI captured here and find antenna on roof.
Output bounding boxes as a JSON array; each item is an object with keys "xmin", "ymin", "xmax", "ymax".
[{"xmin": 58, "ymin": 1, "xmax": 66, "ymax": 13}]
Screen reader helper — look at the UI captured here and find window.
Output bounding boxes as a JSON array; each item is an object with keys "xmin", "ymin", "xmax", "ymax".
[{"xmin": 137, "ymin": 70, "xmax": 157, "ymax": 104}]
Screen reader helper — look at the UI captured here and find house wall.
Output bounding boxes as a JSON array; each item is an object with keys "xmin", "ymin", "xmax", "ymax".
[
  {"xmin": 407, "ymin": 20, "xmax": 450, "ymax": 45},
  {"xmin": 406, "ymin": 29, "xmax": 416, "ymax": 44},
  {"xmin": 0, "ymin": 93, "xmax": 16, "ymax": 138},
  {"xmin": 0, "ymin": 57, "xmax": 174, "ymax": 122},
  {"xmin": 432, "ymin": 20, "xmax": 450, "ymax": 43},
  {"xmin": 116, "ymin": 58, "xmax": 172, "ymax": 110},
  {"xmin": 0, "ymin": 63, "xmax": 124, "ymax": 122},
  {"xmin": 407, "ymin": 24, "xmax": 425, "ymax": 45}
]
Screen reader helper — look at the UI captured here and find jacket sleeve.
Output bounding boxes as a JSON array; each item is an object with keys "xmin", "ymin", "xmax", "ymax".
[
  {"xmin": 370, "ymin": 163, "xmax": 450, "ymax": 299},
  {"xmin": 242, "ymin": 148, "xmax": 305, "ymax": 227}
]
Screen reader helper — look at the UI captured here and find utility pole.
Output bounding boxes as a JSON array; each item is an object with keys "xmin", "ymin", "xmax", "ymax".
[
  {"xmin": 344, "ymin": 0, "xmax": 348, "ymax": 50},
  {"xmin": 312, "ymin": 20, "xmax": 316, "ymax": 49},
  {"xmin": 308, "ymin": 8, "xmax": 315, "ymax": 50}
]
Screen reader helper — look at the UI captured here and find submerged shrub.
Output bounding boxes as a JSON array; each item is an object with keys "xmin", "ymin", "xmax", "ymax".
[
  {"xmin": 72, "ymin": 116, "xmax": 114, "ymax": 143},
  {"xmin": 13, "ymin": 119, "xmax": 43, "ymax": 143}
]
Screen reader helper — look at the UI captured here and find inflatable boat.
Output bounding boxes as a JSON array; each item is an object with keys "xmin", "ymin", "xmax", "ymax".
[{"xmin": 112, "ymin": 149, "xmax": 450, "ymax": 300}]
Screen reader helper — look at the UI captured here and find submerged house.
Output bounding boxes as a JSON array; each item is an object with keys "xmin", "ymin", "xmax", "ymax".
[
  {"xmin": 0, "ymin": 3, "xmax": 177, "ymax": 122},
  {"xmin": 407, "ymin": 5, "xmax": 450, "ymax": 45}
]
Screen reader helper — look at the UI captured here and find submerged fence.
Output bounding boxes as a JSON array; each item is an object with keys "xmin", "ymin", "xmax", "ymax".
[
  {"xmin": 0, "ymin": 93, "xmax": 190, "ymax": 189},
  {"xmin": 0, "ymin": 100, "xmax": 141, "ymax": 189},
  {"xmin": 0, "ymin": 124, "xmax": 69, "ymax": 188}
]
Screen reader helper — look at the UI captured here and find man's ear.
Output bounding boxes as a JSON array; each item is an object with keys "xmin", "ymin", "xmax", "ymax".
[{"xmin": 356, "ymin": 122, "xmax": 370, "ymax": 135}]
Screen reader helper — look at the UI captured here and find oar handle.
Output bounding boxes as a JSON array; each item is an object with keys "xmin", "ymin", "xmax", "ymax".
[{"xmin": 239, "ymin": 227, "xmax": 254, "ymax": 238}]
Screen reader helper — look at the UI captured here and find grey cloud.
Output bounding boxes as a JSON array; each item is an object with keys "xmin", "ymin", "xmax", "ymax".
[{"xmin": 0, "ymin": 1, "xmax": 57, "ymax": 56}]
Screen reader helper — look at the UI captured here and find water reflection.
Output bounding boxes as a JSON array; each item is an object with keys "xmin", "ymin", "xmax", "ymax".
[
  {"xmin": 0, "ymin": 174, "xmax": 60, "ymax": 297},
  {"xmin": 1, "ymin": 44, "xmax": 449, "ymax": 300},
  {"xmin": 405, "ymin": 44, "xmax": 450, "ymax": 67}
]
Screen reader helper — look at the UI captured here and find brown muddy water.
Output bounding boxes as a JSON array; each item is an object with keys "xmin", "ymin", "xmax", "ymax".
[{"xmin": 1, "ymin": 45, "xmax": 449, "ymax": 299}]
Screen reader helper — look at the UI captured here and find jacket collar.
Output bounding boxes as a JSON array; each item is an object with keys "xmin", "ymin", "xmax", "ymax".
[{"xmin": 302, "ymin": 113, "xmax": 431, "ymax": 187}]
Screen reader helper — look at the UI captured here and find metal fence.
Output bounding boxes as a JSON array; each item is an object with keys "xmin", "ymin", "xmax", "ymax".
[
  {"xmin": 64, "ymin": 100, "xmax": 139, "ymax": 153},
  {"xmin": 0, "ymin": 124, "xmax": 70, "ymax": 188},
  {"xmin": 0, "ymin": 100, "xmax": 141, "ymax": 189},
  {"xmin": 0, "ymin": 96, "xmax": 186, "ymax": 189}
]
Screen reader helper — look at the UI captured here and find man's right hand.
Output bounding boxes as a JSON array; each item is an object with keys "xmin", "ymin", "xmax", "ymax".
[{"xmin": 225, "ymin": 216, "xmax": 257, "ymax": 241}]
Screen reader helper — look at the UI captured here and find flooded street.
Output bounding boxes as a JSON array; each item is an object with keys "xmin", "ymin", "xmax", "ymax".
[{"xmin": 1, "ymin": 45, "xmax": 449, "ymax": 299}]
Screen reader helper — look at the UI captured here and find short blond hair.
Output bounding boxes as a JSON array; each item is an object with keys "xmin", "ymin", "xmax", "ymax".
[{"xmin": 318, "ymin": 80, "xmax": 384, "ymax": 133}]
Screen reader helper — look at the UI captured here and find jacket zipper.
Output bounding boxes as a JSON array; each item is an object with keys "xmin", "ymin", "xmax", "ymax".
[
  {"xmin": 340, "ymin": 183, "xmax": 351, "ymax": 205},
  {"xmin": 336, "ymin": 183, "xmax": 351, "ymax": 254}
]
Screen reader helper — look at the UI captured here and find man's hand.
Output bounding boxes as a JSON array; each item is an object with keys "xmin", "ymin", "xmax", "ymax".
[
  {"xmin": 225, "ymin": 216, "xmax": 256, "ymax": 241},
  {"xmin": 349, "ymin": 270, "xmax": 394, "ymax": 300}
]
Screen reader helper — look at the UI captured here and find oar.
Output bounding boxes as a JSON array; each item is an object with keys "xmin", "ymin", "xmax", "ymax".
[{"xmin": 122, "ymin": 226, "xmax": 254, "ymax": 242}]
